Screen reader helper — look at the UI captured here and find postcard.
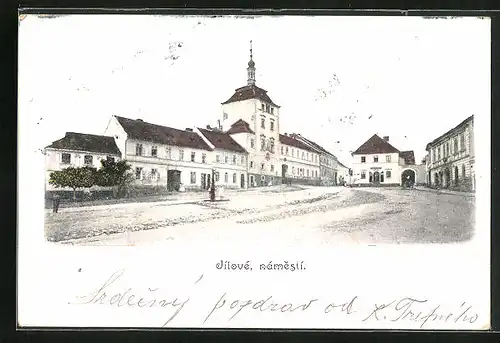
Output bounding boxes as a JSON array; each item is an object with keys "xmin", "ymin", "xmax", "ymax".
[{"xmin": 17, "ymin": 13, "xmax": 490, "ymax": 329}]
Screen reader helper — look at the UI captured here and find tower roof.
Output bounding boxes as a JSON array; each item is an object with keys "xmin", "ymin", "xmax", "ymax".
[{"xmin": 221, "ymin": 84, "xmax": 280, "ymax": 107}]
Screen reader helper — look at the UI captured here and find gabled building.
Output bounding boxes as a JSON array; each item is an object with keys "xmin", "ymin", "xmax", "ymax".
[
  {"xmin": 278, "ymin": 133, "xmax": 321, "ymax": 185},
  {"xmin": 196, "ymin": 127, "xmax": 248, "ymax": 189},
  {"xmin": 425, "ymin": 115, "xmax": 475, "ymax": 191},
  {"xmin": 104, "ymin": 115, "xmax": 214, "ymax": 191},
  {"xmin": 350, "ymin": 134, "xmax": 420, "ymax": 187},
  {"xmin": 44, "ymin": 132, "xmax": 122, "ymax": 190}
]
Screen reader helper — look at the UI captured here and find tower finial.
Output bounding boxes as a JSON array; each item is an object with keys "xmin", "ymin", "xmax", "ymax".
[{"xmin": 247, "ymin": 40, "xmax": 256, "ymax": 86}]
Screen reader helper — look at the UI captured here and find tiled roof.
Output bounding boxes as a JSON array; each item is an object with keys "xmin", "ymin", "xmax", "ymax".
[
  {"xmin": 115, "ymin": 116, "xmax": 212, "ymax": 151},
  {"xmin": 399, "ymin": 150, "xmax": 416, "ymax": 165},
  {"xmin": 291, "ymin": 133, "xmax": 349, "ymax": 169},
  {"xmin": 226, "ymin": 119, "xmax": 255, "ymax": 135},
  {"xmin": 197, "ymin": 128, "xmax": 247, "ymax": 153},
  {"xmin": 352, "ymin": 134, "xmax": 400, "ymax": 155},
  {"xmin": 425, "ymin": 115, "xmax": 474, "ymax": 150},
  {"xmin": 222, "ymin": 85, "xmax": 280, "ymax": 107},
  {"xmin": 279, "ymin": 134, "xmax": 317, "ymax": 153},
  {"xmin": 46, "ymin": 132, "xmax": 121, "ymax": 155}
]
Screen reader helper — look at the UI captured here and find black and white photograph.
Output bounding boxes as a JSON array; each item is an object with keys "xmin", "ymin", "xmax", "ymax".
[{"xmin": 17, "ymin": 13, "xmax": 490, "ymax": 330}]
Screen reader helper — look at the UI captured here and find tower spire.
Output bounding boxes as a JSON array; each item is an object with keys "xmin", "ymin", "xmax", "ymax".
[{"xmin": 247, "ymin": 40, "xmax": 256, "ymax": 86}]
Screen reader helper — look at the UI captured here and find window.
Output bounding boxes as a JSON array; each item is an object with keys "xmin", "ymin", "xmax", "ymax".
[
  {"xmin": 460, "ymin": 134, "xmax": 465, "ymax": 151},
  {"xmin": 302, "ymin": 152, "xmax": 305, "ymax": 159},
  {"xmin": 291, "ymin": 148, "xmax": 294, "ymax": 157},
  {"xmin": 223, "ymin": 112, "xmax": 228, "ymax": 120},
  {"xmin": 84, "ymin": 155, "xmax": 93, "ymax": 165},
  {"xmin": 233, "ymin": 173, "xmax": 237, "ymax": 183},
  {"xmin": 151, "ymin": 146, "xmax": 158, "ymax": 157},
  {"xmin": 374, "ymin": 156, "xmax": 379, "ymax": 162},
  {"xmin": 270, "ymin": 138, "xmax": 275, "ymax": 153},
  {"xmin": 286, "ymin": 147, "xmax": 289, "ymax": 155},
  {"xmin": 462, "ymin": 164, "xmax": 466, "ymax": 178},
  {"xmin": 433, "ymin": 148, "xmax": 436, "ymax": 162},
  {"xmin": 232, "ymin": 155, "xmax": 237, "ymax": 164},
  {"xmin": 215, "ymin": 172, "xmax": 220, "ymax": 182},
  {"xmin": 61, "ymin": 153, "xmax": 71, "ymax": 164},
  {"xmin": 260, "ymin": 135, "xmax": 266, "ymax": 151},
  {"xmin": 191, "ymin": 152, "xmax": 196, "ymax": 162},
  {"xmin": 307, "ymin": 169, "xmax": 310, "ymax": 177},
  {"xmin": 151, "ymin": 168, "xmax": 158, "ymax": 180},
  {"xmin": 386, "ymin": 170, "xmax": 392, "ymax": 178},
  {"xmin": 266, "ymin": 104, "xmax": 270, "ymax": 113},
  {"xmin": 136, "ymin": 144, "xmax": 143, "ymax": 156},
  {"xmin": 261, "ymin": 118, "xmax": 265, "ymax": 129},
  {"xmin": 454, "ymin": 138, "xmax": 458, "ymax": 153},
  {"xmin": 179, "ymin": 149, "xmax": 184, "ymax": 161},
  {"xmin": 361, "ymin": 156, "xmax": 366, "ymax": 163},
  {"xmin": 216, "ymin": 155, "xmax": 220, "ymax": 163},
  {"xmin": 241, "ymin": 156, "xmax": 244, "ymax": 164},
  {"xmin": 261, "ymin": 163, "xmax": 265, "ymax": 170},
  {"xmin": 270, "ymin": 120, "xmax": 275, "ymax": 131},
  {"xmin": 250, "ymin": 139, "xmax": 255, "ymax": 149},
  {"xmin": 250, "ymin": 161, "xmax": 254, "ymax": 168},
  {"xmin": 307, "ymin": 153, "xmax": 309, "ymax": 160},
  {"xmin": 190, "ymin": 172, "xmax": 196, "ymax": 184},
  {"xmin": 224, "ymin": 172, "xmax": 229, "ymax": 183},
  {"xmin": 271, "ymin": 107, "xmax": 274, "ymax": 114},
  {"xmin": 437, "ymin": 146, "xmax": 441, "ymax": 160},
  {"xmin": 202, "ymin": 153, "xmax": 206, "ymax": 163},
  {"xmin": 166, "ymin": 147, "xmax": 172, "ymax": 159},
  {"xmin": 224, "ymin": 155, "xmax": 229, "ymax": 164},
  {"xmin": 361, "ymin": 171, "xmax": 366, "ymax": 179},
  {"xmin": 271, "ymin": 165, "xmax": 274, "ymax": 172},
  {"xmin": 292, "ymin": 167, "xmax": 295, "ymax": 175},
  {"xmin": 135, "ymin": 167, "xmax": 142, "ymax": 180},
  {"xmin": 386, "ymin": 155, "xmax": 391, "ymax": 163},
  {"xmin": 261, "ymin": 103, "xmax": 265, "ymax": 111},
  {"xmin": 106, "ymin": 156, "xmax": 115, "ymax": 163},
  {"xmin": 281, "ymin": 146, "xmax": 284, "ymax": 154}
]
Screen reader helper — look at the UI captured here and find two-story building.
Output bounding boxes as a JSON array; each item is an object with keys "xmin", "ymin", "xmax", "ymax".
[
  {"xmin": 425, "ymin": 115, "xmax": 475, "ymax": 191},
  {"xmin": 351, "ymin": 134, "xmax": 418, "ymax": 187},
  {"xmin": 196, "ymin": 127, "xmax": 248, "ymax": 189},
  {"xmin": 44, "ymin": 132, "xmax": 122, "ymax": 191},
  {"xmin": 289, "ymin": 133, "xmax": 347, "ymax": 186},
  {"xmin": 104, "ymin": 115, "xmax": 214, "ymax": 191},
  {"xmin": 278, "ymin": 133, "xmax": 321, "ymax": 185}
]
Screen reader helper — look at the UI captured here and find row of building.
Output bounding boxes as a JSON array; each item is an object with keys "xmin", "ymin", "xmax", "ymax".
[
  {"xmin": 347, "ymin": 115, "xmax": 475, "ymax": 192},
  {"xmin": 44, "ymin": 46, "xmax": 349, "ymax": 192},
  {"xmin": 44, "ymin": 43, "xmax": 476, "ymax": 193}
]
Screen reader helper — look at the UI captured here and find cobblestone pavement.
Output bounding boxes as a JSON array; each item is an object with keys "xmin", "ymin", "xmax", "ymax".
[{"xmin": 45, "ymin": 186, "xmax": 475, "ymax": 246}]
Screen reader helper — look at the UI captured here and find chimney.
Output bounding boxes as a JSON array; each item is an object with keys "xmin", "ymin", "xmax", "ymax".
[
  {"xmin": 383, "ymin": 136, "xmax": 389, "ymax": 142},
  {"xmin": 206, "ymin": 125, "xmax": 212, "ymax": 130},
  {"xmin": 185, "ymin": 128, "xmax": 193, "ymax": 132}
]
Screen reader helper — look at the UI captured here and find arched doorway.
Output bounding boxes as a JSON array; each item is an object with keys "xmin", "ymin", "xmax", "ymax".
[
  {"xmin": 281, "ymin": 164, "xmax": 288, "ymax": 184},
  {"xmin": 401, "ymin": 169, "xmax": 416, "ymax": 188},
  {"xmin": 444, "ymin": 168, "xmax": 451, "ymax": 188}
]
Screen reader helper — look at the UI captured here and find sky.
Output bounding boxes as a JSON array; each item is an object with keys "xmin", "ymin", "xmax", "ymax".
[{"xmin": 18, "ymin": 15, "xmax": 490, "ymax": 166}]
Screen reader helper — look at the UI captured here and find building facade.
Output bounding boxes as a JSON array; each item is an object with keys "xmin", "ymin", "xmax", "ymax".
[
  {"xmin": 351, "ymin": 134, "xmax": 419, "ymax": 187},
  {"xmin": 425, "ymin": 115, "xmax": 475, "ymax": 191},
  {"xmin": 290, "ymin": 133, "xmax": 347, "ymax": 186},
  {"xmin": 279, "ymin": 133, "xmax": 321, "ymax": 185},
  {"xmin": 44, "ymin": 132, "xmax": 122, "ymax": 191}
]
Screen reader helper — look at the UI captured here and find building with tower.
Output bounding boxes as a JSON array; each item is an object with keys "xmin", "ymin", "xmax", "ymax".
[{"xmin": 220, "ymin": 41, "xmax": 283, "ymax": 187}]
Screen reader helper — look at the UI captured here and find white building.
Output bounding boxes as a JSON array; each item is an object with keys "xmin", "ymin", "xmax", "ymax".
[
  {"xmin": 278, "ymin": 133, "xmax": 321, "ymax": 185},
  {"xmin": 289, "ymin": 133, "xmax": 348, "ymax": 186},
  {"xmin": 220, "ymin": 43, "xmax": 282, "ymax": 187},
  {"xmin": 351, "ymin": 134, "xmax": 419, "ymax": 187},
  {"xmin": 425, "ymin": 115, "xmax": 475, "ymax": 191},
  {"xmin": 44, "ymin": 132, "xmax": 122, "ymax": 191}
]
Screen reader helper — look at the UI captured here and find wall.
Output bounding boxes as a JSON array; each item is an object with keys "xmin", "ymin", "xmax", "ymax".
[{"xmin": 103, "ymin": 116, "xmax": 128, "ymax": 157}]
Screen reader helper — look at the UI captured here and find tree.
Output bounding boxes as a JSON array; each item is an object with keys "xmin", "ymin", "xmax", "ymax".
[
  {"xmin": 95, "ymin": 159, "xmax": 134, "ymax": 197},
  {"xmin": 49, "ymin": 166, "xmax": 97, "ymax": 200}
]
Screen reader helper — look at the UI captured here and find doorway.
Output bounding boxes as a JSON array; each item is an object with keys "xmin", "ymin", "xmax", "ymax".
[
  {"xmin": 240, "ymin": 174, "xmax": 245, "ymax": 188},
  {"xmin": 373, "ymin": 171, "xmax": 380, "ymax": 185},
  {"xmin": 167, "ymin": 170, "xmax": 181, "ymax": 191}
]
